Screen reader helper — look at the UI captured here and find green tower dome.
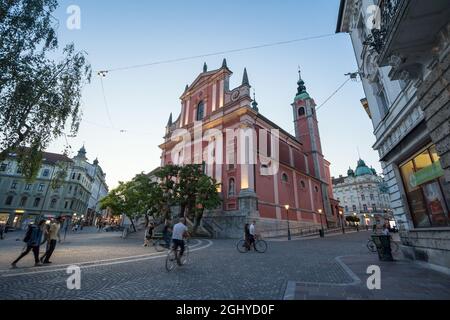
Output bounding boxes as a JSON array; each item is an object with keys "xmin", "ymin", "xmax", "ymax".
[{"xmin": 355, "ymin": 159, "xmax": 374, "ymax": 176}]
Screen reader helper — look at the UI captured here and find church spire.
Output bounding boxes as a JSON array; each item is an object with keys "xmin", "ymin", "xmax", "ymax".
[
  {"xmin": 294, "ymin": 67, "xmax": 310, "ymax": 101},
  {"xmin": 252, "ymin": 90, "xmax": 259, "ymax": 112},
  {"xmin": 167, "ymin": 113, "xmax": 173, "ymax": 127},
  {"xmin": 203, "ymin": 62, "xmax": 208, "ymax": 73},
  {"xmin": 242, "ymin": 68, "xmax": 250, "ymax": 86},
  {"xmin": 222, "ymin": 58, "xmax": 228, "ymax": 69}
]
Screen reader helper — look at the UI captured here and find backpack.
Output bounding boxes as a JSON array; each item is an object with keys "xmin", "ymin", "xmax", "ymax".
[{"xmin": 23, "ymin": 225, "xmax": 33, "ymax": 243}]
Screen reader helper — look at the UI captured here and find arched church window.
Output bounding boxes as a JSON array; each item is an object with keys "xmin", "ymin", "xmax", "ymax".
[
  {"xmin": 281, "ymin": 173, "xmax": 289, "ymax": 183},
  {"xmin": 196, "ymin": 101, "xmax": 205, "ymax": 121},
  {"xmin": 300, "ymin": 180, "xmax": 306, "ymax": 188},
  {"xmin": 228, "ymin": 178, "xmax": 235, "ymax": 197},
  {"xmin": 298, "ymin": 107, "xmax": 305, "ymax": 117}
]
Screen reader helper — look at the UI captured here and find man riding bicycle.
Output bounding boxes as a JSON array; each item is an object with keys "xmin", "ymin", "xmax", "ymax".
[
  {"xmin": 171, "ymin": 218, "xmax": 190, "ymax": 265},
  {"xmin": 247, "ymin": 220, "xmax": 257, "ymax": 251}
]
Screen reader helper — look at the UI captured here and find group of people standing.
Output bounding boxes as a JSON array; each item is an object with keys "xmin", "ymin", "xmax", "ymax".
[{"xmin": 11, "ymin": 217, "xmax": 62, "ymax": 268}]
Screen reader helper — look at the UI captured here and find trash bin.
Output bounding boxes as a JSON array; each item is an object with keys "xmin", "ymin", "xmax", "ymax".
[
  {"xmin": 371, "ymin": 235, "xmax": 393, "ymax": 261},
  {"xmin": 319, "ymin": 229, "xmax": 325, "ymax": 238}
]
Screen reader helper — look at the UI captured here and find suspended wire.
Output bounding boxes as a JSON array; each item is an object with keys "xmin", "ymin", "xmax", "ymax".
[
  {"xmin": 99, "ymin": 76, "xmax": 115, "ymax": 129},
  {"xmin": 99, "ymin": 33, "xmax": 337, "ymax": 74},
  {"xmin": 316, "ymin": 77, "xmax": 352, "ymax": 112}
]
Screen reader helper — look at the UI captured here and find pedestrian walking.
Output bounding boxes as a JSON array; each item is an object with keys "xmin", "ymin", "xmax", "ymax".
[
  {"xmin": 11, "ymin": 220, "xmax": 46, "ymax": 268},
  {"xmin": 0, "ymin": 223, "xmax": 5, "ymax": 240},
  {"xmin": 40, "ymin": 217, "xmax": 61, "ymax": 264},
  {"xmin": 143, "ymin": 223, "xmax": 154, "ymax": 247}
]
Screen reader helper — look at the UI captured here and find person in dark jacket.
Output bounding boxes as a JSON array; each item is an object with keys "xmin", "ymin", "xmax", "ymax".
[
  {"xmin": 11, "ymin": 220, "xmax": 46, "ymax": 268},
  {"xmin": 0, "ymin": 223, "xmax": 5, "ymax": 240},
  {"xmin": 244, "ymin": 223, "xmax": 251, "ymax": 251}
]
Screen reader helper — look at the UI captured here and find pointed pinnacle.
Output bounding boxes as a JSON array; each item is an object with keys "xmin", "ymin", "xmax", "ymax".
[
  {"xmin": 222, "ymin": 58, "xmax": 228, "ymax": 69},
  {"xmin": 242, "ymin": 68, "xmax": 250, "ymax": 86}
]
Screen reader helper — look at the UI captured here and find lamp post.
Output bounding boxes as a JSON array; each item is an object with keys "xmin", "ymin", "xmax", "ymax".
[
  {"xmin": 318, "ymin": 209, "xmax": 324, "ymax": 238},
  {"xmin": 285, "ymin": 205, "xmax": 291, "ymax": 241},
  {"xmin": 339, "ymin": 210, "xmax": 345, "ymax": 234}
]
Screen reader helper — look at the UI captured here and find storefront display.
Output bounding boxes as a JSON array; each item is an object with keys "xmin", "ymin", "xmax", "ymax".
[{"xmin": 400, "ymin": 144, "xmax": 449, "ymax": 228}]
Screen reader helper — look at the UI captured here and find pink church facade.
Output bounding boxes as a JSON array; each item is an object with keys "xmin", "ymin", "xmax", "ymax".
[{"xmin": 160, "ymin": 60, "xmax": 340, "ymax": 236}]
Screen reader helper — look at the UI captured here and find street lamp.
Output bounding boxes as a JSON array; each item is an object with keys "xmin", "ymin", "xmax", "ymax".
[
  {"xmin": 339, "ymin": 210, "xmax": 345, "ymax": 234},
  {"xmin": 284, "ymin": 205, "xmax": 291, "ymax": 241},
  {"xmin": 318, "ymin": 209, "xmax": 324, "ymax": 238}
]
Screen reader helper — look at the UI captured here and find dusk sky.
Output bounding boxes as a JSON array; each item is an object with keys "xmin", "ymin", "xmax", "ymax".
[{"xmin": 47, "ymin": 0, "xmax": 381, "ymax": 189}]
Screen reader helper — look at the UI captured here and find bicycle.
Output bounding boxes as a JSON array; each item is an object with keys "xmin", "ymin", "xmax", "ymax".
[
  {"xmin": 367, "ymin": 236, "xmax": 399, "ymax": 253},
  {"xmin": 152, "ymin": 237, "xmax": 171, "ymax": 252},
  {"xmin": 237, "ymin": 235, "xmax": 267, "ymax": 253},
  {"xmin": 165, "ymin": 239, "xmax": 190, "ymax": 272}
]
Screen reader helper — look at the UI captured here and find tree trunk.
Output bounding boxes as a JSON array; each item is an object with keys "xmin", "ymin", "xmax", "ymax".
[
  {"xmin": 179, "ymin": 203, "xmax": 186, "ymax": 218},
  {"xmin": 193, "ymin": 209, "xmax": 204, "ymax": 235}
]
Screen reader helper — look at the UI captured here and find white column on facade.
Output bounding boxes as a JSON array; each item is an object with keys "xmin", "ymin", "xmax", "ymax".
[
  {"xmin": 212, "ymin": 82, "xmax": 217, "ymax": 112},
  {"xmin": 304, "ymin": 154, "xmax": 309, "ymax": 174},
  {"xmin": 219, "ymin": 80, "xmax": 224, "ymax": 108},
  {"xmin": 273, "ymin": 173, "xmax": 281, "ymax": 219},
  {"xmin": 180, "ymin": 102, "xmax": 185, "ymax": 128},
  {"xmin": 289, "ymin": 146, "xmax": 294, "ymax": 167},
  {"xmin": 185, "ymin": 100, "xmax": 190, "ymax": 126},
  {"xmin": 309, "ymin": 179, "xmax": 318, "ymax": 223},
  {"xmin": 293, "ymin": 171, "xmax": 299, "ymax": 217}
]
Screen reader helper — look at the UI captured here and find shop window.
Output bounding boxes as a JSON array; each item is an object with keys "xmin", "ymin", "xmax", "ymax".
[{"xmin": 400, "ymin": 145, "xmax": 449, "ymax": 228}]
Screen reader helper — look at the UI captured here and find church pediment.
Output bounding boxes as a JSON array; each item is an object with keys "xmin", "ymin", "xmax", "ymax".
[{"xmin": 181, "ymin": 67, "xmax": 232, "ymax": 99}]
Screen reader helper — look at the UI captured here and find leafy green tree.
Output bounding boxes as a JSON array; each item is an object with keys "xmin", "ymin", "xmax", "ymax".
[
  {"xmin": 0, "ymin": 0, "xmax": 91, "ymax": 180},
  {"xmin": 154, "ymin": 165, "xmax": 181, "ymax": 220}
]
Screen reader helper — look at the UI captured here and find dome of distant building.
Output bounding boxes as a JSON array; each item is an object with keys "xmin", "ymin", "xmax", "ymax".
[{"xmin": 355, "ymin": 159, "xmax": 374, "ymax": 176}]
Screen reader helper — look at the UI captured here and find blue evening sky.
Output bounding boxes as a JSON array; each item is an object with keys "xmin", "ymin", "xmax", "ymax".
[{"xmin": 47, "ymin": 0, "xmax": 380, "ymax": 188}]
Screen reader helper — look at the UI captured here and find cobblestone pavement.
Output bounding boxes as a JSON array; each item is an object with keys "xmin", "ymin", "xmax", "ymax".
[{"xmin": 0, "ymin": 230, "xmax": 448, "ymax": 300}]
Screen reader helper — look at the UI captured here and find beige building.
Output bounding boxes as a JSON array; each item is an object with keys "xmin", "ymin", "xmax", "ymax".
[
  {"xmin": 0, "ymin": 146, "xmax": 106, "ymax": 229},
  {"xmin": 336, "ymin": 0, "xmax": 450, "ymax": 271}
]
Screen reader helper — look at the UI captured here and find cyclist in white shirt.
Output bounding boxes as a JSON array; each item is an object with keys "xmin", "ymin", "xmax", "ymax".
[
  {"xmin": 248, "ymin": 221, "xmax": 257, "ymax": 251},
  {"xmin": 172, "ymin": 218, "xmax": 189, "ymax": 265}
]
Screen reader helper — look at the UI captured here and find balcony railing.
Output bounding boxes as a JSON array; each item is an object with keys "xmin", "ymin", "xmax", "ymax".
[{"xmin": 364, "ymin": 0, "xmax": 404, "ymax": 54}]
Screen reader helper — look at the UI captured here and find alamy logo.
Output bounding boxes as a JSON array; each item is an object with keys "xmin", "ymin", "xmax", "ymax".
[
  {"xmin": 169, "ymin": 122, "xmax": 281, "ymax": 176},
  {"xmin": 66, "ymin": 5, "xmax": 81, "ymax": 30},
  {"xmin": 66, "ymin": 265, "xmax": 81, "ymax": 290},
  {"xmin": 366, "ymin": 265, "xmax": 381, "ymax": 290}
]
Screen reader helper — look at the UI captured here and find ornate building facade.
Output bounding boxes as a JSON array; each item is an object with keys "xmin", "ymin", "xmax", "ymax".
[
  {"xmin": 336, "ymin": 0, "xmax": 450, "ymax": 271},
  {"xmin": 332, "ymin": 159, "xmax": 391, "ymax": 227},
  {"xmin": 159, "ymin": 61, "xmax": 340, "ymax": 237},
  {"xmin": 0, "ymin": 146, "xmax": 108, "ymax": 229}
]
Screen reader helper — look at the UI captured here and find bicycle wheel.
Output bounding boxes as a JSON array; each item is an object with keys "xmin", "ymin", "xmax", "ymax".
[
  {"xmin": 391, "ymin": 241, "xmax": 399, "ymax": 253},
  {"xmin": 367, "ymin": 240, "xmax": 377, "ymax": 253},
  {"xmin": 180, "ymin": 245, "xmax": 190, "ymax": 265},
  {"xmin": 236, "ymin": 240, "xmax": 248, "ymax": 253},
  {"xmin": 255, "ymin": 240, "xmax": 267, "ymax": 253},
  {"xmin": 155, "ymin": 239, "xmax": 168, "ymax": 252},
  {"xmin": 165, "ymin": 250, "xmax": 177, "ymax": 272}
]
